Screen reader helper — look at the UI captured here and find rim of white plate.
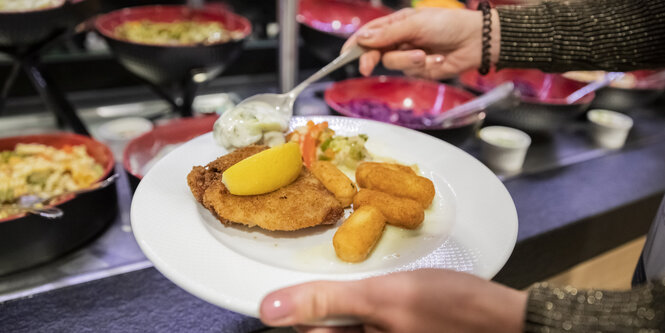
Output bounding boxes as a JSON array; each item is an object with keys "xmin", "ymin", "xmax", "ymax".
[{"xmin": 130, "ymin": 116, "xmax": 518, "ymax": 318}]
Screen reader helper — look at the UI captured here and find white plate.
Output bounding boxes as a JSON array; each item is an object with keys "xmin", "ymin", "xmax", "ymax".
[{"xmin": 131, "ymin": 116, "xmax": 518, "ymax": 318}]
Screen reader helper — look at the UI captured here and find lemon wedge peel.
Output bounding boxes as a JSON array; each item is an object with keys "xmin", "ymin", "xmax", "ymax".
[{"xmin": 222, "ymin": 142, "xmax": 303, "ymax": 196}]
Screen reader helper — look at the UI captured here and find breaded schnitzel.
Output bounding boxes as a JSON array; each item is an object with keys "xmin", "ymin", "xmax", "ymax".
[{"xmin": 187, "ymin": 145, "xmax": 344, "ymax": 231}]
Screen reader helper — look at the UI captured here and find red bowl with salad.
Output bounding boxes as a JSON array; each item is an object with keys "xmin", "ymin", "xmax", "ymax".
[
  {"xmin": 325, "ymin": 76, "xmax": 484, "ymax": 146},
  {"xmin": 0, "ymin": 133, "xmax": 117, "ymax": 276}
]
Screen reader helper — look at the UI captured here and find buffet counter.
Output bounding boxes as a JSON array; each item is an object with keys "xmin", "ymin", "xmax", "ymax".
[{"xmin": 1, "ymin": 74, "xmax": 664, "ymax": 332}]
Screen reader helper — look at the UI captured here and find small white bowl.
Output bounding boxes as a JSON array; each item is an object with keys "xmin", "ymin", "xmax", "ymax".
[
  {"xmin": 587, "ymin": 109, "xmax": 633, "ymax": 149},
  {"xmin": 96, "ymin": 117, "xmax": 154, "ymax": 159},
  {"xmin": 479, "ymin": 126, "xmax": 532, "ymax": 172}
]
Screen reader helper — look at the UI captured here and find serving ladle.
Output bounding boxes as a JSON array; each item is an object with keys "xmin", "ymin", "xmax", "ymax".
[{"xmin": 231, "ymin": 44, "xmax": 367, "ymax": 117}]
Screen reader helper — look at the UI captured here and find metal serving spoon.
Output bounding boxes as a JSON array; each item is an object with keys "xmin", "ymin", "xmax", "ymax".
[
  {"xmin": 18, "ymin": 174, "xmax": 119, "ymax": 220},
  {"xmin": 231, "ymin": 44, "xmax": 366, "ymax": 118},
  {"xmin": 566, "ymin": 72, "xmax": 625, "ymax": 104},
  {"xmin": 429, "ymin": 82, "xmax": 519, "ymax": 127}
]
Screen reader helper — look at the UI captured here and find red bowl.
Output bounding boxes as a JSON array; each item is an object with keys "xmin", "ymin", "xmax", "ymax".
[
  {"xmin": 0, "ymin": 0, "xmax": 99, "ymax": 47},
  {"xmin": 460, "ymin": 68, "xmax": 594, "ymax": 105},
  {"xmin": 563, "ymin": 70, "xmax": 665, "ymax": 112},
  {"xmin": 0, "ymin": 133, "xmax": 117, "ymax": 276},
  {"xmin": 297, "ymin": 0, "xmax": 393, "ymax": 37},
  {"xmin": 123, "ymin": 115, "xmax": 218, "ymax": 190},
  {"xmin": 95, "ymin": 5, "xmax": 251, "ymax": 86},
  {"xmin": 0, "ymin": 0, "xmax": 65, "ymax": 13},
  {"xmin": 325, "ymin": 76, "xmax": 480, "ymax": 129},
  {"xmin": 95, "ymin": 4, "xmax": 251, "ymax": 47},
  {"xmin": 0, "ymin": 133, "xmax": 114, "ymax": 223},
  {"xmin": 563, "ymin": 70, "xmax": 665, "ymax": 91}
]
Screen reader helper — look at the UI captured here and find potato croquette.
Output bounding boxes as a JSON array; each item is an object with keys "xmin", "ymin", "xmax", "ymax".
[
  {"xmin": 309, "ymin": 161, "xmax": 357, "ymax": 207},
  {"xmin": 333, "ymin": 206, "xmax": 386, "ymax": 262},
  {"xmin": 354, "ymin": 189, "xmax": 424, "ymax": 229},
  {"xmin": 359, "ymin": 162, "xmax": 416, "ymax": 175},
  {"xmin": 356, "ymin": 162, "xmax": 435, "ymax": 208}
]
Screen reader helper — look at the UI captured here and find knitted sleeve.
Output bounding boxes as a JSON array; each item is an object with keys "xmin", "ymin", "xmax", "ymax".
[
  {"xmin": 496, "ymin": 0, "xmax": 665, "ymax": 72},
  {"xmin": 525, "ymin": 279, "xmax": 665, "ymax": 332}
]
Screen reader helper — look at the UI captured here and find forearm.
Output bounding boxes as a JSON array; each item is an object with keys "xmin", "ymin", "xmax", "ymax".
[
  {"xmin": 525, "ymin": 279, "xmax": 665, "ymax": 332},
  {"xmin": 496, "ymin": 0, "xmax": 665, "ymax": 72}
]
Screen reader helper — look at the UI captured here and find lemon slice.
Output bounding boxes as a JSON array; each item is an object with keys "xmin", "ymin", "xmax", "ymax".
[{"xmin": 222, "ymin": 142, "xmax": 303, "ymax": 195}]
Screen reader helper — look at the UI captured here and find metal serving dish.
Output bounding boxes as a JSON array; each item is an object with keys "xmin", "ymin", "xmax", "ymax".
[
  {"xmin": 459, "ymin": 68, "xmax": 594, "ymax": 133},
  {"xmin": 325, "ymin": 76, "xmax": 484, "ymax": 146},
  {"xmin": 297, "ymin": 0, "xmax": 392, "ymax": 63},
  {"xmin": 0, "ymin": 133, "xmax": 117, "ymax": 276}
]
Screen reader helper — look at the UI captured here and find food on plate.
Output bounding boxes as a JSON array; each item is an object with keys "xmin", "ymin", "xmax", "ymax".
[
  {"xmin": 356, "ymin": 162, "xmax": 435, "ymax": 208},
  {"xmin": 0, "ymin": 0, "xmax": 63, "ymax": 11},
  {"xmin": 563, "ymin": 71, "xmax": 638, "ymax": 89},
  {"xmin": 195, "ymin": 119, "xmax": 437, "ymax": 261},
  {"xmin": 353, "ymin": 189, "xmax": 424, "ymax": 229},
  {"xmin": 361, "ymin": 161, "xmax": 416, "ymax": 175},
  {"xmin": 332, "ymin": 206, "xmax": 386, "ymax": 263},
  {"xmin": 221, "ymin": 142, "xmax": 302, "ymax": 195},
  {"xmin": 213, "ymin": 100, "xmax": 289, "ymax": 150},
  {"xmin": 287, "ymin": 121, "xmax": 370, "ymax": 168},
  {"xmin": 0, "ymin": 143, "xmax": 104, "ymax": 219},
  {"xmin": 309, "ymin": 160, "xmax": 356, "ymax": 207},
  {"xmin": 187, "ymin": 145, "xmax": 343, "ymax": 231},
  {"xmin": 114, "ymin": 20, "xmax": 245, "ymax": 46}
]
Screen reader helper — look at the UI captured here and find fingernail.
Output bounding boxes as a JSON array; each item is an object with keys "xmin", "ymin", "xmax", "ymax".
[
  {"xmin": 409, "ymin": 51, "xmax": 425, "ymax": 64},
  {"xmin": 358, "ymin": 28, "xmax": 375, "ymax": 39},
  {"xmin": 434, "ymin": 55, "xmax": 444, "ymax": 64},
  {"xmin": 261, "ymin": 295, "xmax": 293, "ymax": 325}
]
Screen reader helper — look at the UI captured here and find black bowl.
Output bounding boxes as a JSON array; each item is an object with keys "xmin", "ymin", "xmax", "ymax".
[
  {"xmin": 564, "ymin": 70, "xmax": 665, "ymax": 112},
  {"xmin": 459, "ymin": 68, "xmax": 594, "ymax": 133},
  {"xmin": 0, "ymin": 0, "xmax": 100, "ymax": 47},
  {"xmin": 95, "ymin": 5, "xmax": 251, "ymax": 86},
  {"xmin": 297, "ymin": 0, "xmax": 392, "ymax": 63},
  {"xmin": 0, "ymin": 133, "xmax": 117, "ymax": 276}
]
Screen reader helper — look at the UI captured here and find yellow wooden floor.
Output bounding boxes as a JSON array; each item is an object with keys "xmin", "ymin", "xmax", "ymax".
[{"xmin": 544, "ymin": 236, "xmax": 646, "ymax": 290}]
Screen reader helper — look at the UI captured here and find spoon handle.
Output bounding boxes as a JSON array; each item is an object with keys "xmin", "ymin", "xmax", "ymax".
[
  {"xmin": 29, "ymin": 207, "xmax": 64, "ymax": 220},
  {"xmin": 289, "ymin": 44, "xmax": 366, "ymax": 98},
  {"xmin": 566, "ymin": 72, "xmax": 624, "ymax": 104},
  {"xmin": 432, "ymin": 82, "xmax": 516, "ymax": 126}
]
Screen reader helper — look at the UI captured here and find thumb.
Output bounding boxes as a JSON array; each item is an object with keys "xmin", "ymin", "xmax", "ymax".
[
  {"xmin": 259, "ymin": 280, "xmax": 370, "ymax": 327},
  {"xmin": 355, "ymin": 9, "xmax": 419, "ymax": 49}
]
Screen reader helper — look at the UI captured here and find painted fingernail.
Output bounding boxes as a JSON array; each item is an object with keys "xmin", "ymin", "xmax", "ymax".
[
  {"xmin": 261, "ymin": 295, "xmax": 293, "ymax": 325},
  {"xmin": 359, "ymin": 29, "xmax": 375, "ymax": 39},
  {"xmin": 409, "ymin": 51, "xmax": 425, "ymax": 64}
]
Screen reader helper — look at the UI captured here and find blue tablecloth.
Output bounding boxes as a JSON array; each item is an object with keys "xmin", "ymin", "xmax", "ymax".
[{"xmin": 1, "ymin": 267, "xmax": 265, "ymax": 333}]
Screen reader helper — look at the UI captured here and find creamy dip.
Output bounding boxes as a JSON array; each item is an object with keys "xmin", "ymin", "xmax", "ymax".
[{"xmin": 213, "ymin": 100, "xmax": 289, "ymax": 150}]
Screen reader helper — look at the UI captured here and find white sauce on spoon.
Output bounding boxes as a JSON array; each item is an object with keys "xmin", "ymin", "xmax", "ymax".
[{"xmin": 213, "ymin": 100, "xmax": 289, "ymax": 150}]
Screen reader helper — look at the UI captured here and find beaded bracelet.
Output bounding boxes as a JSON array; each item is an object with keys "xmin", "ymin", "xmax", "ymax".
[{"xmin": 478, "ymin": 0, "xmax": 492, "ymax": 75}]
